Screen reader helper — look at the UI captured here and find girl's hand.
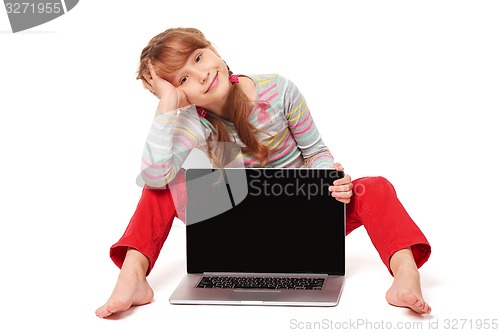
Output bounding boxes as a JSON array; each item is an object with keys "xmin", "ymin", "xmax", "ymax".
[
  {"xmin": 144, "ymin": 61, "xmax": 189, "ymax": 112},
  {"xmin": 329, "ymin": 162, "xmax": 353, "ymax": 204}
]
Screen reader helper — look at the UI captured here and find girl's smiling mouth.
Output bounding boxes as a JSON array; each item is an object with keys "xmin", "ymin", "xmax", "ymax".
[{"xmin": 206, "ymin": 72, "xmax": 219, "ymax": 93}]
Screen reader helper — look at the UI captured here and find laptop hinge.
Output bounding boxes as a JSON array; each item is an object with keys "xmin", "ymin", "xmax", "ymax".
[{"xmin": 203, "ymin": 272, "xmax": 329, "ymax": 277}]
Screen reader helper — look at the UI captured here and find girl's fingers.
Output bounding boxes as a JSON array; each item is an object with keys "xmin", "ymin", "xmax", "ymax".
[
  {"xmin": 333, "ymin": 174, "xmax": 352, "ymax": 186},
  {"xmin": 336, "ymin": 197, "xmax": 351, "ymax": 204},
  {"xmin": 143, "ymin": 80, "xmax": 153, "ymax": 91},
  {"xmin": 330, "ymin": 186, "xmax": 351, "ymax": 200},
  {"xmin": 329, "ymin": 184, "xmax": 352, "ymax": 193},
  {"xmin": 147, "ymin": 60, "xmax": 159, "ymax": 79},
  {"xmin": 142, "ymin": 80, "xmax": 158, "ymax": 98},
  {"xmin": 330, "ymin": 188, "xmax": 352, "ymax": 198}
]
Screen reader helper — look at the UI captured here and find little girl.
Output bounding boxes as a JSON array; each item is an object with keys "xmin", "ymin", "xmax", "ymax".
[{"xmin": 95, "ymin": 27, "xmax": 431, "ymax": 318}]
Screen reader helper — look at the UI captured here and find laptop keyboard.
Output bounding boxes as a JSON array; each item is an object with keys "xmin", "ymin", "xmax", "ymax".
[{"xmin": 196, "ymin": 276, "xmax": 325, "ymax": 290}]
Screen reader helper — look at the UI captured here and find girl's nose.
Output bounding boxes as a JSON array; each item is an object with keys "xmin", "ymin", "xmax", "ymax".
[{"xmin": 200, "ymin": 71, "xmax": 209, "ymax": 83}]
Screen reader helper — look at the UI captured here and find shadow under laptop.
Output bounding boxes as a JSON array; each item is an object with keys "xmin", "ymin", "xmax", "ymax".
[{"xmin": 148, "ymin": 258, "xmax": 186, "ymax": 292}]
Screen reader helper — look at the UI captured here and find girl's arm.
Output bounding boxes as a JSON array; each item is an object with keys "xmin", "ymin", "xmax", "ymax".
[
  {"xmin": 280, "ymin": 77, "xmax": 335, "ymax": 168},
  {"xmin": 139, "ymin": 107, "xmax": 210, "ymax": 188},
  {"xmin": 280, "ymin": 77, "xmax": 353, "ymax": 203},
  {"xmin": 138, "ymin": 63, "xmax": 210, "ymax": 188}
]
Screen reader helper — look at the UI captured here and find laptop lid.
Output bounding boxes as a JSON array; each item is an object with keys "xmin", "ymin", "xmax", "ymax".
[{"xmin": 185, "ymin": 168, "xmax": 345, "ymax": 276}]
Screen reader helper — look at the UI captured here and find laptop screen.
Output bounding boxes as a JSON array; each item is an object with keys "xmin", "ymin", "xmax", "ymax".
[{"xmin": 185, "ymin": 168, "xmax": 345, "ymax": 276}]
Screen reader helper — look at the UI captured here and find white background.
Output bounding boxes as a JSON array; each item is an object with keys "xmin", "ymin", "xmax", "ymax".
[{"xmin": 1, "ymin": 1, "xmax": 499, "ymax": 332}]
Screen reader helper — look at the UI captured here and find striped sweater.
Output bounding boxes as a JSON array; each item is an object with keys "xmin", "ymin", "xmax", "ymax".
[{"xmin": 140, "ymin": 74, "xmax": 334, "ymax": 188}]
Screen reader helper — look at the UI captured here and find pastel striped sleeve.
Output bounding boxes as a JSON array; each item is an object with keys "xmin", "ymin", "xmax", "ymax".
[
  {"xmin": 139, "ymin": 105, "xmax": 210, "ymax": 188},
  {"xmin": 279, "ymin": 76, "xmax": 335, "ymax": 168}
]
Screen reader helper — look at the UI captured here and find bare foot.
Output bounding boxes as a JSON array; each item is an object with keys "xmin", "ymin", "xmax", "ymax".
[
  {"xmin": 386, "ymin": 267, "xmax": 431, "ymax": 314},
  {"xmin": 95, "ymin": 269, "xmax": 154, "ymax": 318},
  {"xmin": 386, "ymin": 248, "xmax": 431, "ymax": 314},
  {"xmin": 96, "ymin": 249, "xmax": 154, "ymax": 318}
]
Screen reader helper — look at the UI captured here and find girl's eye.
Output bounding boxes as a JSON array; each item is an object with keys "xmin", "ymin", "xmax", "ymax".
[
  {"xmin": 180, "ymin": 76, "xmax": 188, "ymax": 85},
  {"xmin": 195, "ymin": 53, "xmax": 202, "ymax": 63}
]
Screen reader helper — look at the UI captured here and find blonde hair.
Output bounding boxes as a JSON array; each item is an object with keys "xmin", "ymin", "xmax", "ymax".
[{"xmin": 137, "ymin": 27, "xmax": 269, "ymax": 168}]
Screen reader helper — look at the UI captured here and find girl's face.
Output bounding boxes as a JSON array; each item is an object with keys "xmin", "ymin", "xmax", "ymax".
[{"xmin": 164, "ymin": 48, "xmax": 231, "ymax": 111}]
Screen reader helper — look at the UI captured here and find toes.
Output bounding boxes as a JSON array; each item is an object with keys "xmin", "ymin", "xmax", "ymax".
[
  {"xmin": 400, "ymin": 293, "xmax": 431, "ymax": 314},
  {"xmin": 95, "ymin": 307, "xmax": 112, "ymax": 318},
  {"xmin": 95, "ymin": 300, "xmax": 127, "ymax": 318},
  {"xmin": 411, "ymin": 297, "xmax": 431, "ymax": 314},
  {"xmin": 416, "ymin": 299, "xmax": 432, "ymax": 314}
]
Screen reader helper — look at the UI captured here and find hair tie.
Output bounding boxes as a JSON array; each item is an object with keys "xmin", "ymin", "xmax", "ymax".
[
  {"xmin": 196, "ymin": 106, "xmax": 207, "ymax": 118},
  {"xmin": 229, "ymin": 74, "xmax": 239, "ymax": 83}
]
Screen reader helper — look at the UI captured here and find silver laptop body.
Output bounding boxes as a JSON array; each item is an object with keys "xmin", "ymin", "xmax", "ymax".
[{"xmin": 169, "ymin": 168, "xmax": 345, "ymax": 306}]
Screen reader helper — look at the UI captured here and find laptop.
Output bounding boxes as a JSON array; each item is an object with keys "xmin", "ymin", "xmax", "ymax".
[{"xmin": 169, "ymin": 168, "xmax": 346, "ymax": 306}]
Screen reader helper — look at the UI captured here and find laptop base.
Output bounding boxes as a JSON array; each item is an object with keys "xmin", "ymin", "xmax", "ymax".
[{"xmin": 169, "ymin": 274, "xmax": 344, "ymax": 307}]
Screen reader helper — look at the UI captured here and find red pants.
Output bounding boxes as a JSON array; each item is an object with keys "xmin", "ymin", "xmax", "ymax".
[{"xmin": 110, "ymin": 172, "xmax": 431, "ymax": 276}]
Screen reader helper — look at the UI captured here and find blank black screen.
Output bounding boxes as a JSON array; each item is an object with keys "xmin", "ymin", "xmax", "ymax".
[{"xmin": 186, "ymin": 169, "xmax": 345, "ymax": 275}]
